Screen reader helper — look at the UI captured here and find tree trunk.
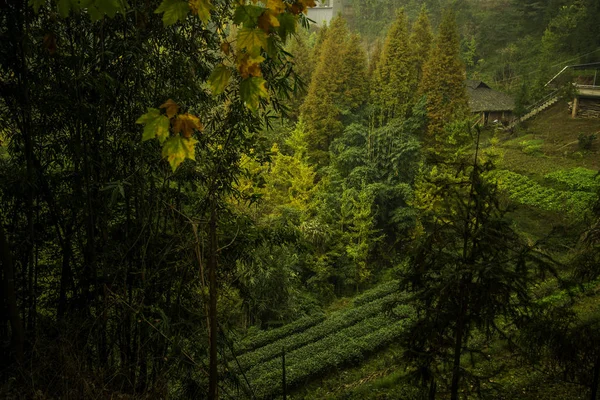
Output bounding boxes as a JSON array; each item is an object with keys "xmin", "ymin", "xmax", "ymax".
[
  {"xmin": 451, "ymin": 291, "xmax": 466, "ymax": 400},
  {"xmin": 450, "ymin": 317, "xmax": 464, "ymax": 400},
  {"xmin": 0, "ymin": 222, "xmax": 25, "ymax": 363},
  {"xmin": 208, "ymin": 200, "xmax": 219, "ymax": 400},
  {"xmin": 428, "ymin": 375, "xmax": 437, "ymax": 400},
  {"xmin": 591, "ymin": 355, "xmax": 600, "ymax": 400}
]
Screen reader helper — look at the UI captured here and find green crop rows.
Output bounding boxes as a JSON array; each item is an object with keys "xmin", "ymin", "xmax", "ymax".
[
  {"xmin": 233, "ymin": 313, "xmax": 326, "ymax": 355},
  {"xmin": 245, "ymin": 306, "xmax": 414, "ymax": 398},
  {"xmin": 544, "ymin": 167, "xmax": 600, "ymax": 192},
  {"xmin": 225, "ymin": 281, "xmax": 411, "ymax": 398},
  {"xmin": 487, "ymin": 170, "xmax": 596, "ymax": 217},
  {"xmin": 352, "ymin": 280, "xmax": 401, "ymax": 306},
  {"xmin": 234, "ymin": 292, "xmax": 401, "ymax": 371}
]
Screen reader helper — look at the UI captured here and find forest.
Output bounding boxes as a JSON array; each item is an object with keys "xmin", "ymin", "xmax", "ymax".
[{"xmin": 1, "ymin": 0, "xmax": 600, "ymax": 398}]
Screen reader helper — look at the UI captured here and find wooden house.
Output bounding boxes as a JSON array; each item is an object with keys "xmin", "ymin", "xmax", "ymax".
[{"xmin": 466, "ymin": 80, "xmax": 515, "ymax": 125}]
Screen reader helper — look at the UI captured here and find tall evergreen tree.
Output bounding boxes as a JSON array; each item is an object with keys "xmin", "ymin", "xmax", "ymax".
[
  {"xmin": 410, "ymin": 6, "xmax": 434, "ymax": 86},
  {"xmin": 368, "ymin": 39, "xmax": 383, "ymax": 77},
  {"xmin": 300, "ymin": 16, "xmax": 368, "ymax": 168},
  {"xmin": 371, "ymin": 9, "xmax": 415, "ymax": 125},
  {"xmin": 419, "ymin": 9, "xmax": 469, "ymax": 145},
  {"xmin": 286, "ymin": 30, "xmax": 315, "ymax": 119}
]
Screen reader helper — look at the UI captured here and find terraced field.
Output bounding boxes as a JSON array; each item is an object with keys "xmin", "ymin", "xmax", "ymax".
[
  {"xmin": 226, "ymin": 280, "xmax": 413, "ymax": 399},
  {"xmin": 486, "ymin": 168, "xmax": 598, "ymax": 218}
]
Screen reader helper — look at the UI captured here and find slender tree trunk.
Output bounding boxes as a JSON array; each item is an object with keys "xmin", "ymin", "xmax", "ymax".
[
  {"xmin": 208, "ymin": 199, "xmax": 219, "ymax": 400},
  {"xmin": 451, "ymin": 292, "xmax": 466, "ymax": 400},
  {"xmin": 591, "ymin": 355, "xmax": 600, "ymax": 400},
  {"xmin": 428, "ymin": 375, "xmax": 437, "ymax": 400},
  {"xmin": 0, "ymin": 222, "xmax": 25, "ymax": 363}
]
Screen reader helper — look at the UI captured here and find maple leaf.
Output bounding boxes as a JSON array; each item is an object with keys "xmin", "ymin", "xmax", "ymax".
[
  {"xmin": 160, "ymin": 98, "xmax": 179, "ymax": 118},
  {"xmin": 29, "ymin": 0, "xmax": 46, "ymax": 13},
  {"xmin": 237, "ymin": 53, "xmax": 264, "ymax": 78},
  {"xmin": 208, "ymin": 65, "xmax": 232, "ymax": 95},
  {"xmin": 57, "ymin": 0, "xmax": 72, "ymax": 18},
  {"xmin": 288, "ymin": 3, "xmax": 302, "ymax": 15},
  {"xmin": 257, "ymin": 9, "xmax": 280, "ymax": 32},
  {"xmin": 237, "ymin": 27, "xmax": 268, "ymax": 53},
  {"xmin": 277, "ymin": 12, "xmax": 297, "ymax": 42},
  {"xmin": 136, "ymin": 108, "xmax": 170, "ymax": 143},
  {"xmin": 299, "ymin": 0, "xmax": 316, "ymax": 8},
  {"xmin": 88, "ymin": 0, "xmax": 126, "ymax": 20},
  {"xmin": 240, "ymin": 77, "xmax": 268, "ymax": 112},
  {"xmin": 173, "ymin": 113, "xmax": 202, "ymax": 138},
  {"xmin": 155, "ymin": 0, "xmax": 189, "ymax": 26},
  {"xmin": 233, "ymin": 4, "xmax": 264, "ymax": 27},
  {"xmin": 189, "ymin": 0, "xmax": 212, "ymax": 23},
  {"xmin": 162, "ymin": 136, "xmax": 198, "ymax": 171},
  {"xmin": 266, "ymin": 0, "xmax": 285, "ymax": 14}
]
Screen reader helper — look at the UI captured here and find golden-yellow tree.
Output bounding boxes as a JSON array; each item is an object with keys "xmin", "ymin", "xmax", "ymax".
[
  {"xmin": 370, "ymin": 9, "xmax": 415, "ymax": 125},
  {"xmin": 300, "ymin": 16, "xmax": 368, "ymax": 168},
  {"xmin": 419, "ymin": 8, "xmax": 469, "ymax": 145}
]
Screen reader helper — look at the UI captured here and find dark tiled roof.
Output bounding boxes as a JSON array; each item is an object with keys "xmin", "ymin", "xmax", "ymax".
[{"xmin": 466, "ymin": 80, "xmax": 514, "ymax": 112}]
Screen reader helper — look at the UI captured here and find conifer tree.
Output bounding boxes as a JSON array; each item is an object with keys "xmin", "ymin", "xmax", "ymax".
[
  {"xmin": 300, "ymin": 16, "xmax": 368, "ymax": 168},
  {"xmin": 419, "ymin": 9, "xmax": 469, "ymax": 145},
  {"xmin": 368, "ymin": 39, "xmax": 382, "ymax": 77},
  {"xmin": 409, "ymin": 6, "xmax": 433, "ymax": 86},
  {"xmin": 310, "ymin": 23, "xmax": 329, "ymax": 68},
  {"xmin": 371, "ymin": 9, "xmax": 415, "ymax": 125},
  {"xmin": 286, "ymin": 30, "xmax": 315, "ymax": 119}
]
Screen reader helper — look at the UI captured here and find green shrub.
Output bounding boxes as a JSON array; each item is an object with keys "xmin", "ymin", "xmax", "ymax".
[
  {"xmin": 519, "ymin": 139, "xmax": 544, "ymax": 155},
  {"xmin": 578, "ymin": 132, "xmax": 597, "ymax": 150}
]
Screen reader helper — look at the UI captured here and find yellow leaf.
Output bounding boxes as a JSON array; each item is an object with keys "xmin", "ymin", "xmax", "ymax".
[
  {"xmin": 136, "ymin": 108, "xmax": 170, "ymax": 143},
  {"xmin": 299, "ymin": 0, "xmax": 316, "ymax": 8},
  {"xmin": 160, "ymin": 98, "xmax": 179, "ymax": 118},
  {"xmin": 189, "ymin": 0, "xmax": 212, "ymax": 23},
  {"xmin": 237, "ymin": 27, "xmax": 268, "ymax": 53},
  {"xmin": 162, "ymin": 136, "xmax": 198, "ymax": 171},
  {"xmin": 257, "ymin": 9, "xmax": 280, "ymax": 32},
  {"xmin": 208, "ymin": 64, "xmax": 232, "ymax": 95},
  {"xmin": 240, "ymin": 77, "xmax": 268, "ymax": 112},
  {"xmin": 236, "ymin": 53, "xmax": 265, "ymax": 78},
  {"xmin": 155, "ymin": 0, "xmax": 189, "ymax": 26},
  {"xmin": 266, "ymin": 0, "xmax": 285, "ymax": 14},
  {"xmin": 173, "ymin": 113, "xmax": 202, "ymax": 138}
]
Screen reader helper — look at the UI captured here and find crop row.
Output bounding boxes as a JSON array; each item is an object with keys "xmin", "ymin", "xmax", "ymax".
[
  {"xmin": 235, "ymin": 281, "xmax": 401, "ymax": 356},
  {"xmin": 352, "ymin": 279, "xmax": 401, "ymax": 306},
  {"xmin": 487, "ymin": 170, "xmax": 595, "ymax": 216},
  {"xmin": 246, "ymin": 306, "xmax": 414, "ymax": 398},
  {"xmin": 544, "ymin": 168, "xmax": 600, "ymax": 192},
  {"xmin": 234, "ymin": 292, "xmax": 401, "ymax": 371},
  {"xmin": 233, "ymin": 313, "xmax": 326, "ymax": 355}
]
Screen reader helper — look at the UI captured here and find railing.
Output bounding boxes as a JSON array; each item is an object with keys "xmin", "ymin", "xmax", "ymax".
[
  {"xmin": 575, "ymin": 84, "xmax": 600, "ymax": 89},
  {"xmin": 524, "ymin": 89, "xmax": 559, "ymax": 114}
]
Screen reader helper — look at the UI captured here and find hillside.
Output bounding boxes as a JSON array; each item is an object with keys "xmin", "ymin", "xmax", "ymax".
[{"xmin": 241, "ymin": 102, "xmax": 600, "ymax": 400}]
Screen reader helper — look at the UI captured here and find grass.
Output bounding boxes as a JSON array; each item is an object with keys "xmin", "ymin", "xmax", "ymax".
[{"xmin": 495, "ymin": 101, "xmax": 600, "ymax": 176}]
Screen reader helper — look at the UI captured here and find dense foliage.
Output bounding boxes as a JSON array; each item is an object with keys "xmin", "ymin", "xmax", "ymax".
[{"xmin": 1, "ymin": 0, "xmax": 599, "ymax": 399}]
